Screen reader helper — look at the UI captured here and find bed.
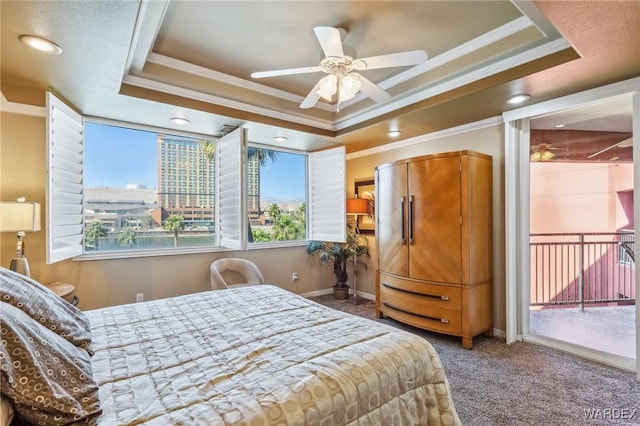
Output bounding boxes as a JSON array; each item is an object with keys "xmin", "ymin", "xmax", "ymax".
[{"xmin": 1, "ymin": 268, "xmax": 460, "ymax": 426}]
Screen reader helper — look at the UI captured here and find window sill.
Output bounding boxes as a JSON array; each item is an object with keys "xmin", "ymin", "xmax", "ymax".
[
  {"xmin": 73, "ymin": 245, "xmax": 230, "ymax": 261},
  {"xmin": 248, "ymin": 240, "xmax": 308, "ymax": 250},
  {"xmin": 73, "ymin": 240, "xmax": 309, "ymax": 261}
]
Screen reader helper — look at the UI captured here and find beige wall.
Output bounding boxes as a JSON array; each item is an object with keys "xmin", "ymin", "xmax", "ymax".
[
  {"xmin": 0, "ymin": 111, "xmax": 335, "ymax": 310},
  {"xmin": 1, "ymin": 110, "xmax": 506, "ymax": 332},
  {"xmin": 346, "ymin": 124, "xmax": 507, "ymax": 331}
]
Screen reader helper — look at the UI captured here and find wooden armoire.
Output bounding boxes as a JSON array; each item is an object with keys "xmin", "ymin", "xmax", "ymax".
[{"xmin": 375, "ymin": 150, "xmax": 493, "ymax": 349}]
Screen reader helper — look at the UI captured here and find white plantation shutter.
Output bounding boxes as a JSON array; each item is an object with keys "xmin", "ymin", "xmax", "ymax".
[
  {"xmin": 308, "ymin": 146, "xmax": 346, "ymax": 242},
  {"xmin": 46, "ymin": 92, "xmax": 84, "ymax": 263},
  {"xmin": 215, "ymin": 127, "xmax": 246, "ymax": 250}
]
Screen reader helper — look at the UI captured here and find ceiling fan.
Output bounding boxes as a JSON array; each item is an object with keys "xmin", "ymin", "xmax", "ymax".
[
  {"xmin": 587, "ymin": 137, "xmax": 633, "ymax": 159},
  {"xmin": 251, "ymin": 26, "xmax": 428, "ymax": 110},
  {"xmin": 530, "ymin": 143, "xmax": 561, "ymax": 162}
]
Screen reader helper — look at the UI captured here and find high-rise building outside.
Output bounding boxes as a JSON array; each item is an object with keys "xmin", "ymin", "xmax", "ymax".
[
  {"xmin": 247, "ymin": 154, "xmax": 260, "ymax": 220},
  {"xmin": 157, "ymin": 135, "xmax": 260, "ymax": 226}
]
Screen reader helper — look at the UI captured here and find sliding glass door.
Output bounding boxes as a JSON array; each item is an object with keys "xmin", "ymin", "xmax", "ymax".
[
  {"xmin": 504, "ymin": 78, "xmax": 640, "ymax": 378},
  {"xmin": 528, "ymin": 101, "xmax": 634, "ymax": 359}
]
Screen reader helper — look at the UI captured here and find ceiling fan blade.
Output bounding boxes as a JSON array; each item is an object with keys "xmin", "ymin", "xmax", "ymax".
[
  {"xmin": 352, "ymin": 50, "xmax": 428, "ymax": 71},
  {"xmin": 587, "ymin": 137, "xmax": 633, "ymax": 159},
  {"xmin": 314, "ymin": 26, "xmax": 344, "ymax": 58},
  {"xmin": 300, "ymin": 83, "xmax": 321, "ymax": 109},
  {"xmin": 617, "ymin": 137, "xmax": 633, "ymax": 148},
  {"xmin": 251, "ymin": 66, "xmax": 322, "ymax": 79},
  {"xmin": 355, "ymin": 74, "xmax": 391, "ymax": 104}
]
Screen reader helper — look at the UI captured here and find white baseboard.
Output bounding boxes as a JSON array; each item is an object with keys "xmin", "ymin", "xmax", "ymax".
[
  {"xmin": 300, "ymin": 288, "xmax": 334, "ymax": 298},
  {"xmin": 354, "ymin": 290, "xmax": 375, "ymax": 301},
  {"xmin": 493, "ymin": 328, "xmax": 506, "ymax": 340},
  {"xmin": 301, "ymin": 288, "xmax": 376, "ymax": 300}
]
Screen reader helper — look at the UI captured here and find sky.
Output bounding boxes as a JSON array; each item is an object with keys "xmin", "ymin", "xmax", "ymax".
[{"xmin": 84, "ymin": 122, "xmax": 306, "ymax": 199}]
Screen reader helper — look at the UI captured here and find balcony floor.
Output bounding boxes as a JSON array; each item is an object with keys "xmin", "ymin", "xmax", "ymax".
[{"xmin": 530, "ymin": 305, "xmax": 636, "ymax": 359}]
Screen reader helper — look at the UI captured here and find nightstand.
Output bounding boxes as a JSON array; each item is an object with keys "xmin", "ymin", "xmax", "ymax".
[{"xmin": 45, "ymin": 282, "xmax": 79, "ymax": 306}]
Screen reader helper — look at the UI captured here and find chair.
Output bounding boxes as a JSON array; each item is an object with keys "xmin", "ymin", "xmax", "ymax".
[{"xmin": 210, "ymin": 258, "xmax": 265, "ymax": 290}]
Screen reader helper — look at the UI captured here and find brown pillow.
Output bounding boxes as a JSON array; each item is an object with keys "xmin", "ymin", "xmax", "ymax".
[
  {"xmin": 0, "ymin": 267, "xmax": 92, "ymax": 354},
  {"xmin": 0, "ymin": 303, "xmax": 101, "ymax": 425}
]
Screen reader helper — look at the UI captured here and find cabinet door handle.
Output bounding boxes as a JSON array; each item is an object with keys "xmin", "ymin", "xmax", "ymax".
[
  {"xmin": 400, "ymin": 196, "xmax": 406, "ymax": 245},
  {"xmin": 441, "ymin": 295, "xmax": 449, "ymax": 301},
  {"xmin": 408, "ymin": 195, "xmax": 414, "ymax": 244},
  {"xmin": 441, "ymin": 318, "xmax": 450, "ymax": 324}
]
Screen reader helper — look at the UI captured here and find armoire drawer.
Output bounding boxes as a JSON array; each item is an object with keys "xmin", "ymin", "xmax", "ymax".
[
  {"xmin": 379, "ymin": 273, "xmax": 461, "ymax": 310},
  {"xmin": 380, "ymin": 302, "xmax": 462, "ymax": 335}
]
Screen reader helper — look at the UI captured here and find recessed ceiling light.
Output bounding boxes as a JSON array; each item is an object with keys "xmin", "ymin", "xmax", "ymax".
[
  {"xmin": 18, "ymin": 34, "xmax": 62, "ymax": 54},
  {"xmin": 387, "ymin": 130, "xmax": 402, "ymax": 137},
  {"xmin": 554, "ymin": 124, "xmax": 566, "ymax": 128},
  {"xmin": 506, "ymin": 94, "xmax": 531, "ymax": 105},
  {"xmin": 170, "ymin": 117, "xmax": 190, "ymax": 125},
  {"xmin": 273, "ymin": 136, "xmax": 288, "ymax": 142}
]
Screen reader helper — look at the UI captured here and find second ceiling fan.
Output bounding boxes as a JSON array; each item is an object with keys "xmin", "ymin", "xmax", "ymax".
[{"xmin": 251, "ymin": 26, "xmax": 428, "ymax": 110}]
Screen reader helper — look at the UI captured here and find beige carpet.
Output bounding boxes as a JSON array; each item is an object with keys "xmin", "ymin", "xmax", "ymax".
[{"xmin": 310, "ymin": 295, "xmax": 640, "ymax": 426}]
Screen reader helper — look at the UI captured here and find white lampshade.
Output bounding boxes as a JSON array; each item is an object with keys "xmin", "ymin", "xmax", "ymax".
[
  {"xmin": 0, "ymin": 198, "xmax": 41, "ymax": 278},
  {"xmin": 339, "ymin": 74, "xmax": 361, "ymax": 102},
  {"xmin": 0, "ymin": 199, "xmax": 41, "ymax": 232},
  {"xmin": 317, "ymin": 75, "xmax": 337, "ymax": 100}
]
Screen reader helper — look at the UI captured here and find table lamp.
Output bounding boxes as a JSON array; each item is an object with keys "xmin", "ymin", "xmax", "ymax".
[{"xmin": 0, "ymin": 197, "xmax": 41, "ymax": 277}]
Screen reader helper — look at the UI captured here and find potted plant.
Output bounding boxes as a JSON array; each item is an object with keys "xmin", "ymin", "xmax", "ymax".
[{"xmin": 306, "ymin": 224, "xmax": 370, "ymax": 299}]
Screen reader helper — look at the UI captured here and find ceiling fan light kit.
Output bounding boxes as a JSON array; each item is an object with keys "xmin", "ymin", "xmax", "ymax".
[
  {"xmin": 530, "ymin": 150, "xmax": 555, "ymax": 162},
  {"xmin": 251, "ymin": 26, "xmax": 428, "ymax": 110}
]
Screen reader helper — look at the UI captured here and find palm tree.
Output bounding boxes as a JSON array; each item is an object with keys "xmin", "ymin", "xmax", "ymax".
[
  {"xmin": 200, "ymin": 140, "xmax": 216, "ymax": 160},
  {"xmin": 248, "ymin": 147, "xmax": 279, "ymax": 167},
  {"xmin": 272, "ymin": 214, "xmax": 293, "ymax": 241},
  {"xmin": 117, "ymin": 227, "xmax": 137, "ymax": 248},
  {"xmin": 292, "ymin": 203, "xmax": 306, "ymax": 235},
  {"xmin": 306, "ymin": 224, "xmax": 370, "ymax": 287},
  {"xmin": 267, "ymin": 203, "xmax": 281, "ymax": 223},
  {"xmin": 251, "ymin": 228, "xmax": 272, "ymax": 242},
  {"xmin": 163, "ymin": 214, "xmax": 185, "ymax": 247},
  {"xmin": 85, "ymin": 220, "xmax": 107, "ymax": 250}
]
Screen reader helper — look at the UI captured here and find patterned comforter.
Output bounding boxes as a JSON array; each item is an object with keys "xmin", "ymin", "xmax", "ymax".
[{"xmin": 88, "ymin": 285, "xmax": 460, "ymax": 425}]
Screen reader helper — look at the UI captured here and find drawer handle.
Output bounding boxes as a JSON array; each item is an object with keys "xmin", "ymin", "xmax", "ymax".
[
  {"xmin": 383, "ymin": 302, "xmax": 449, "ymax": 324},
  {"xmin": 382, "ymin": 282, "xmax": 451, "ymax": 301}
]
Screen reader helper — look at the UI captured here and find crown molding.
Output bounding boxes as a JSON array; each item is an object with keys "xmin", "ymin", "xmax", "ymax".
[
  {"xmin": 122, "ymin": 74, "xmax": 336, "ymax": 131},
  {"xmin": 0, "ymin": 93, "xmax": 45, "ymax": 116},
  {"xmin": 146, "ymin": 52, "xmax": 335, "ymax": 113},
  {"xmin": 337, "ymin": 37, "xmax": 571, "ymax": 131},
  {"xmin": 503, "ymin": 76, "xmax": 640, "ymax": 123},
  {"xmin": 124, "ymin": 0, "xmax": 171, "ymax": 75},
  {"xmin": 346, "ymin": 116, "xmax": 503, "ymax": 160}
]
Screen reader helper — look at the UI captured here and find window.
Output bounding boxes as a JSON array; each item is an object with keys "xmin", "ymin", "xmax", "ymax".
[
  {"xmin": 45, "ymin": 92, "xmax": 345, "ymax": 262},
  {"xmin": 247, "ymin": 146, "xmax": 307, "ymax": 243},
  {"xmin": 82, "ymin": 123, "xmax": 216, "ymax": 252}
]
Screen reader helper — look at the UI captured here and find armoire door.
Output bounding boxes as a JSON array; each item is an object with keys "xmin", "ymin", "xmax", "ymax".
[
  {"xmin": 377, "ymin": 162, "xmax": 409, "ymax": 276},
  {"xmin": 408, "ymin": 156, "xmax": 462, "ymax": 283}
]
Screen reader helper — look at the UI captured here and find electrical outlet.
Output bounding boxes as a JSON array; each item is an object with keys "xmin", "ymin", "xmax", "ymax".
[
  {"xmin": 136, "ymin": 293, "xmax": 144, "ymax": 303},
  {"xmin": 292, "ymin": 273, "xmax": 299, "ymax": 282}
]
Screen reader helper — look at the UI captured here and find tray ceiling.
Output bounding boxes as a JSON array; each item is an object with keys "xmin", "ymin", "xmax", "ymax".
[{"xmin": 2, "ymin": 1, "xmax": 639, "ymax": 153}]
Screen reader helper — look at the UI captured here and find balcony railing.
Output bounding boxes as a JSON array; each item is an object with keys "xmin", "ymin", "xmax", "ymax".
[{"xmin": 530, "ymin": 232, "xmax": 636, "ymax": 311}]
